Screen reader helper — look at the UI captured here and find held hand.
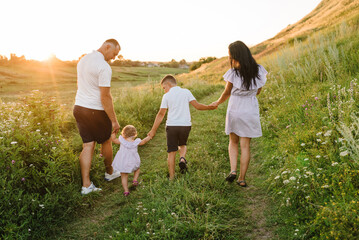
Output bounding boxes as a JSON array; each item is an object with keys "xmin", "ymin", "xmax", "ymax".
[
  {"xmin": 147, "ymin": 130, "xmax": 156, "ymax": 138},
  {"xmin": 209, "ymin": 101, "xmax": 220, "ymax": 109},
  {"xmin": 207, "ymin": 104, "xmax": 218, "ymax": 110},
  {"xmin": 112, "ymin": 121, "xmax": 120, "ymax": 134}
]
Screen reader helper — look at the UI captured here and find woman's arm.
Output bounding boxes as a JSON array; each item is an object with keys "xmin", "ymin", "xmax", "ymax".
[
  {"xmin": 210, "ymin": 81, "xmax": 233, "ymax": 107},
  {"xmin": 138, "ymin": 135, "xmax": 152, "ymax": 146}
]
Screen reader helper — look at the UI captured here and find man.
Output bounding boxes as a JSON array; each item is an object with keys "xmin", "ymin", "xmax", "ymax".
[{"xmin": 73, "ymin": 39, "xmax": 121, "ymax": 195}]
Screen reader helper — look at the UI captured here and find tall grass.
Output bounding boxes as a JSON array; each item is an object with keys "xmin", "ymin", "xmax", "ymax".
[
  {"xmin": 257, "ymin": 20, "xmax": 359, "ymax": 239},
  {"xmin": 0, "ymin": 78, "xmax": 221, "ymax": 239}
]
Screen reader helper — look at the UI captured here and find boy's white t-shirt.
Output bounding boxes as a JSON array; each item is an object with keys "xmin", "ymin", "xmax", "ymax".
[
  {"xmin": 160, "ymin": 86, "xmax": 196, "ymax": 126},
  {"xmin": 75, "ymin": 50, "xmax": 112, "ymax": 110}
]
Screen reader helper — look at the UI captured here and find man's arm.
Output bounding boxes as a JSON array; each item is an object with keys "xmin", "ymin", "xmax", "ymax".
[
  {"xmin": 148, "ymin": 108, "xmax": 167, "ymax": 138},
  {"xmin": 190, "ymin": 100, "xmax": 217, "ymax": 110},
  {"xmin": 100, "ymin": 87, "xmax": 120, "ymax": 134}
]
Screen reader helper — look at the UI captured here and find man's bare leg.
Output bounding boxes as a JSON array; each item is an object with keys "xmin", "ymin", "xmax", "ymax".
[
  {"xmin": 80, "ymin": 141, "xmax": 96, "ymax": 188},
  {"xmin": 101, "ymin": 138, "xmax": 114, "ymax": 175}
]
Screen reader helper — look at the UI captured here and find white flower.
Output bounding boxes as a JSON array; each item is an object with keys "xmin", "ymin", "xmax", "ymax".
[
  {"xmin": 304, "ymin": 158, "xmax": 309, "ymax": 161},
  {"xmin": 278, "ymin": 191, "xmax": 282, "ymax": 194},
  {"xmin": 322, "ymin": 185, "xmax": 330, "ymax": 188},
  {"xmin": 0, "ymin": 137, "xmax": 3, "ymax": 139},
  {"xmin": 301, "ymin": 143, "xmax": 305, "ymax": 146},
  {"xmin": 295, "ymin": 229, "xmax": 299, "ymax": 232},
  {"xmin": 37, "ymin": 123, "xmax": 41, "ymax": 125},
  {"xmin": 283, "ymin": 180, "xmax": 290, "ymax": 184},
  {"xmin": 306, "ymin": 171, "xmax": 314, "ymax": 176},
  {"xmin": 39, "ymin": 204, "xmax": 45, "ymax": 208},
  {"xmin": 281, "ymin": 171, "xmax": 288, "ymax": 175},
  {"xmin": 324, "ymin": 130, "xmax": 332, "ymax": 137},
  {"xmin": 274, "ymin": 176, "xmax": 280, "ymax": 180},
  {"xmin": 11, "ymin": 141, "xmax": 17, "ymax": 145},
  {"xmin": 316, "ymin": 132, "xmax": 322, "ymax": 136},
  {"xmin": 331, "ymin": 162, "xmax": 338, "ymax": 166},
  {"xmin": 305, "ymin": 196, "xmax": 310, "ymax": 199},
  {"xmin": 316, "ymin": 139, "xmax": 321, "ymax": 142},
  {"xmin": 316, "ymin": 155, "xmax": 321, "ymax": 158},
  {"xmin": 321, "ymin": 141, "xmax": 327, "ymax": 145},
  {"xmin": 36, "ymin": 129, "xmax": 40, "ymax": 132},
  {"xmin": 340, "ymin": 151, "xmax": 348, "ymax": 157},
  {"xmin": 338, "ymin": 138, "xmax": 344, "ymax": 142},
  {"xmin": 303, "ymin": 184, "xmax": 308, "ymax": 187},
  {"xmin": 52, "ymin": 147, "xmax": 56, "ymax": 150},
  {"xmin": 289, "ymin": 176, "xmax": 296, "ymax": 181}
]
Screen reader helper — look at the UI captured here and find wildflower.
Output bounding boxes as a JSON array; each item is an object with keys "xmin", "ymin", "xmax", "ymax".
[
  {"xmin": 278, "ymin": 191, "xmax": 282, "ymax": 194},
  {"xmin": 274, "ymin": 176, "xmax": 280, "ymax": 180},
  {"xmin": 338, "ymin": 138, "xmax": 344, "ymax": 142},
  {"xmin": 316, "ymin": 139, "xmax": 321, "ymax": 142},
  {"xmin": 21, "ymin": 178, "xmax": 25, "ymax": 182},
  {"xmin": 281, "ymin": 171, "xmax": 288, "ymax": 175},
  {"xmin": 0, "ymin": 137, "xmax": 3, "ymax": 139},
  {"xmin": 304, "ymin": 158, "xmax": 309, "ymax": 161},
  {"xmin": 316, "ymin": 132, "xmax": 322, "ymax": 136},
  {"xmin": 28, "ymin": 229, "xmax": 31, "ymax": 232},
  {"xmin": 306, "ymin": 171, "xmax": 314, "ymax": 176},
  {"xmin": 286, "ymin": 125, "xmax": 290, "ymax": 129},
  {"xmin": 52, "ymin": 147, "xmax": 56, "ymax": 150},
  {"xmin": 11, "ymin": 160, "xmax": 15, "ymax": 164},
  {"xmin": 315, "ymin": 97, "xmax": 319, "ymax": 100},
  {"xmin": 283, "ymin": 180, "xmax": 290, "ymax": 184},
  {"xmin": 305, "ymin": 196, "xmax": 310, "ymax": 199},
  {"xmin": 324, "ymin": 130, "xmax": 332, "ymax": 137},
  {"xmin": 321, "ymin": 141, "xmax": 327, "ymax": 145},
  {"xmin": 11, "ymin": 141, "xmax": 18, "ymax": 145},
  {"xmin": 322, "ymin": 185, "xmax": 330, "ymax": 188},
  {"xmin": 289, "ymin": 176, "xmax": 296, "ymax": 181},
  {"xmin": 301, "ymin": 143, "xmax": 305, "ymax": 146},
  {"xmin": 316, "ymin": 155, "xmax": 321, "ymax": 158},
  {"xmin": 36, "ymin": 129, "xmax": 40, "ymax": 132},
  {"xmin": 295, "ymin": 229, "xmax": 299, "ymax": 232},
  {"xmin": 39, "ymin": 204, "xmax": 45, "ymax": 208},
  {"xmin": 340, "ymin": 151, "xmax": 348, "ymax": 157},
  {"xmin": 331, "ymin": 162, "xmax": 338, "ymax": 166}
]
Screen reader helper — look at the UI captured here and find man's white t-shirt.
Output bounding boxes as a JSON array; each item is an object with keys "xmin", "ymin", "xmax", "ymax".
[
  {"xmin": 160, "ymin": 86, "xmax": 196, "ymax": 126},
  {"xmin": 75, "ymin": 51, "xmax": 112, "ymax": 110}
]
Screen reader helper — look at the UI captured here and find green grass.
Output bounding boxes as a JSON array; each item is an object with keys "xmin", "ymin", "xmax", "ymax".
[{"xmin": 52, "ymin": 89, "xmax": 276, "ymax": 240}]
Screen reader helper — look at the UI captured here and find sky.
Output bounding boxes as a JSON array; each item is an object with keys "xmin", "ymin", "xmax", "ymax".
[{"xmin": 0, "ymin": 0, "xmax": 322, "ymax": 62}]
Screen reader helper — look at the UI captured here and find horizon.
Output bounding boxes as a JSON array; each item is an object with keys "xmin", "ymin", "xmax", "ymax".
[{"xmin": 0, "ymin": 0, "xmax": 321, "ymax": 62}]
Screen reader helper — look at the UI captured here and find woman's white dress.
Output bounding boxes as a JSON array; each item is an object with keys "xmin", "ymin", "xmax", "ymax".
[
  {"xmin": 223, "ymin": 65, "xmax": 267, "ymax": 138},
  {"xmin": 112, "ymin": 136, "xmax": 141, "ymax": 173}
]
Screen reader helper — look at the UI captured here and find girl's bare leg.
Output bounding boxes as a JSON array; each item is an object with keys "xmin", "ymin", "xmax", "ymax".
[
  {"xmin": 238, "ymin": 137, "xmax": 251, "ymax": 184},
  {"xmin": 228, "ymin": 133, "xmax": 240, "ymax": 173},
  {"xmin": 121, "ymin": 173, "xmax": 129, "ymax": 192},
  {"xmin": 133, "ymin": 168, "xmax": 140, "ymax": 182}
]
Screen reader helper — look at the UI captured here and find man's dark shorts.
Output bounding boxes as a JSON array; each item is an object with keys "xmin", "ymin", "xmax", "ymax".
[
  {"xmin": 73, "ymin": 105, "xmax": 112, "ymax": 144},
  {"xmin": 166, "ymin": 126, "xmax": 191, "ymax": 153}
]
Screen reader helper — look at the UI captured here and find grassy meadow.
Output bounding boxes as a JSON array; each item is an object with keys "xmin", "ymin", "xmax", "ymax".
[{"xmin": 1, "ymin": 15, "xmax": 359, "ymax": 240}]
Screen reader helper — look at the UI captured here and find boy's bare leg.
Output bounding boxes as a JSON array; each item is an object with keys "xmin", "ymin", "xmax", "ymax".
[
  {"xmin": 167, "ymin": 151, "xmax": 177, "ymax": 179},
  {"xmin": 101, "ymin": 138, "xmax": 114, "ymax": 175},
  {"xmin": 133, "ymin": 168, "xmax": 140, "ymax": 182},
  {"xmin": 121, "ymin": 173, "xmax": 129, "ymax": 192},
  {"xmin": 80, "ymin": 141, "xmax": 95, "ymax": 188},
  {"xmin": 178, "ymin": 145, "xmax": 187, "ymax": 162}
]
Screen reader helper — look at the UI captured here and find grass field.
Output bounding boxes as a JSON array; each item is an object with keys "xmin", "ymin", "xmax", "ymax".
[{"xmin": 0, "ymin": 63, "xmax": 188, "ymax": 104}]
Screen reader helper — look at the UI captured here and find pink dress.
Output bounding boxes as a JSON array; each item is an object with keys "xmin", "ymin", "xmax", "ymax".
[
  {"xmin": 112, "ymin": 136, "xmax": 142, "ymax": 173},
  {"xmin": 223, "ymin": 65, "xmax": 267, "ymax": 138}
]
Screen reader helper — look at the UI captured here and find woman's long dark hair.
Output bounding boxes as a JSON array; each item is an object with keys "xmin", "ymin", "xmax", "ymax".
[{"xmin": 229, "ymin": 41, "xmax": 259, "ymax": 90}]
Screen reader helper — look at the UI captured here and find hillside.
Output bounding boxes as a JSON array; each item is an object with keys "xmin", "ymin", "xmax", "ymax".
[{"xmin": 178, "ymin": 0, "xmax": 359, "ymax": 83}]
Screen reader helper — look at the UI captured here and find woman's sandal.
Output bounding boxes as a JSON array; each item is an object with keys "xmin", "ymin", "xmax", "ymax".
[
  {"xmin": 123, "ymin": 191, "xmax": 130, "ymax": 196},
  {"xmin": 132, "ymin": 180, "xmax": 139, "ymax": 187},
  {"xmin": 237, "ymin": 180, "xmax": 247, "ymax": 187},
  {"xmin": 179, "ymin": 157, "xmax": 187, "ymax": 173},
  {"xmin": 225, "ymin": 170, "xmax": 237, "ymax": 183}
]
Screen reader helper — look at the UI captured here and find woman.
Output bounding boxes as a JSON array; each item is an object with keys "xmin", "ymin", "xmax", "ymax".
[{"xmin": 210, "ymin": 41, "xmax": 267, "ymax": 187}]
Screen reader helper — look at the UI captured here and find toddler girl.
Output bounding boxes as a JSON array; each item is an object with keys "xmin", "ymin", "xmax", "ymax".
[{"xmin": 111, "ymin": 125, "xmax": 151, "ymax": 196}]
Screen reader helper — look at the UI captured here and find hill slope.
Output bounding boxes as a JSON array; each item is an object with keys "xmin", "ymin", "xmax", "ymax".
[{"xmin": 178, "ymin": 0, "xmax": 359, "ymax": 83}]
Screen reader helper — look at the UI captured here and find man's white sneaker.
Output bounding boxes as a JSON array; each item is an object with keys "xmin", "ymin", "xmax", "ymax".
[
  {"xmin": 104, "ymin": 170, "xmax": 121, "ymax": 181},
  {"xmin": 81, "ymin": 182, "xmax": 102, "ymax": 195}
]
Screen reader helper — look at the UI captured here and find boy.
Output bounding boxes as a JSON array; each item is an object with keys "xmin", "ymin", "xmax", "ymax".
[{"xmin": 148, "ymin": 75, "xmax": 216, "ymax": 179}]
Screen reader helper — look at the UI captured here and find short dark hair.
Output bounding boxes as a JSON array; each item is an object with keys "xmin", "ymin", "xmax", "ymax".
[
  {"xmin": 104, "ymin": 39, "xmax": 121, "ymax": 50},
  {"xmin": 161, "ymin": 74, "xmax": 177, "ymax": 85}
]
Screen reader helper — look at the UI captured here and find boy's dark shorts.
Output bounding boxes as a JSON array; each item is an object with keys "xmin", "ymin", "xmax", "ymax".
[
  {"xmin": 166, "ymin": 126, "xmax": 191, "ymax": 153},
  {"xmin": 73, "ymin": 105, "xmax": 112, "ymax": 144}
]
